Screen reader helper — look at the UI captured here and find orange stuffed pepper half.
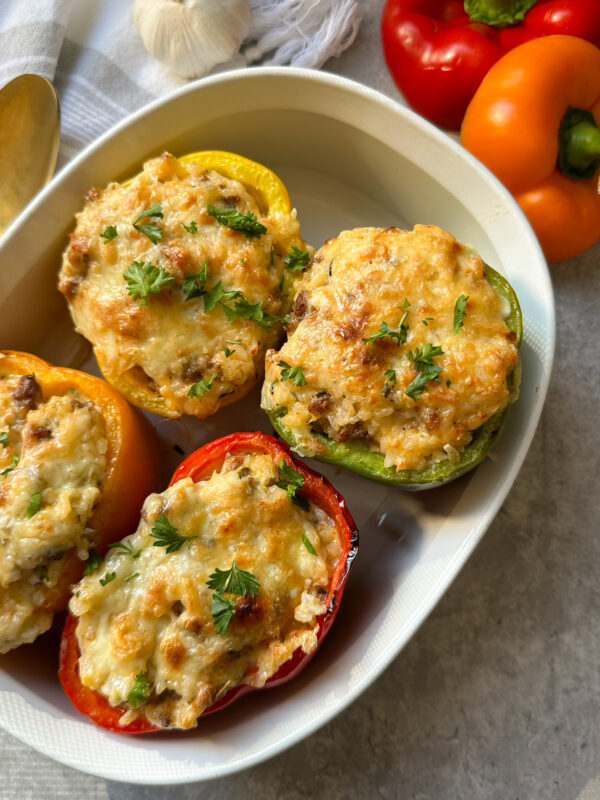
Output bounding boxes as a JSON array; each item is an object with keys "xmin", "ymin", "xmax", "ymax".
[
  {"xmin": 59, "ymin": 432, "xmax": 358, "ymax": 732},
  {"xmin": 0, "ymin": 351, "xmax": 159, "ymax": 653}
]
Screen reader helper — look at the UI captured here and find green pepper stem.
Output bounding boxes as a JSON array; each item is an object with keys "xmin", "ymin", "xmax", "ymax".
[
  {"xmin": 558, "ymin": 106, "xmax": 600, "ymax": 181},
  {"xmin": 463, "ymin": 0, "xmax": 537, "ymax": 27}
]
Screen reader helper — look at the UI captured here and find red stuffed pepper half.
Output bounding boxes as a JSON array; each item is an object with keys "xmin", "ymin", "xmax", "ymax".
[{"xmin": 59, "ymin": 432, "xmax": 358, "ymax": 733}]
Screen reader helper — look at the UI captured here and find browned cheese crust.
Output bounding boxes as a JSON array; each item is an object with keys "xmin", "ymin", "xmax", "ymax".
[{"xmin": 262, "ymin": 226, "xmax": 519, "ymax": 472}]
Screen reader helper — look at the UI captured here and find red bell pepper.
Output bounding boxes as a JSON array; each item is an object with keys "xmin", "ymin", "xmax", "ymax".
[
  {"xmin": 381, "ymin": 0, "xmax": 600, "ymax": 130},
  {"xmin": 59, "ymin": 431, "xmax": 359, "ymax": 733}
]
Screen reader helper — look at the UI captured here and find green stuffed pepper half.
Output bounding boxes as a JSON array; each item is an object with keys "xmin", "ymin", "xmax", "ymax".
[{"xmin": 261, "ymin": 225, "xmax": 522, "ymax": 490}]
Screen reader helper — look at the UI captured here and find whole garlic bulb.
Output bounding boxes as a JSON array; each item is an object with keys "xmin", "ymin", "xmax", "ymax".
[{"xmin": 134, "ymin": 0, "xmax": 253, "ymax": 79}]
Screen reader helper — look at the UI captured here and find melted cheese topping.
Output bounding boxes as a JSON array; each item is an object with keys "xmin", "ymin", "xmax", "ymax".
[
  {"xmin": 261, "ymin": 226, "xmax": 519, "ymax": 472},
  {"xmin": 58, "ymin": 152, "xmax": 305, "ymax": 418},
  {"xmin": 71, "ymin": 451, "xmax": 341, "ymax": 730},
  {"xmin": 0, "ymin": 375, "xmax": 107, "ymax": 652}
]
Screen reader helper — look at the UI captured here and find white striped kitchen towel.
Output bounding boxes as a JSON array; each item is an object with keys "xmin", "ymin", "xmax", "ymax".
[{"xmin": 0, "ymin": 0, "xmax": 360, "ymax": 166}]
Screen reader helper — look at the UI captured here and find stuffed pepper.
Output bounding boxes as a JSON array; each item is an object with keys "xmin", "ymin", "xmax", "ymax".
[
  {"xmin": 0, "ymin": 351, "xmax": 159, "ymax": 653},
  {"xmin": 59, "ymin": 432, "xmax": 358, "ymax": 732},
  {"xmin": 261, "ymin": 225, "xmax": 522, "ymax": 489},
  {"xmin": 58, "ymin": 150, "xmax": 310, "ymax": 418}
]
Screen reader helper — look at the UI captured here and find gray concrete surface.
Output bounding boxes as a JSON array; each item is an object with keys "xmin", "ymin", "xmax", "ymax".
[{"xmin": 2, "ymin": 2, "xmax": 600, "ymax": 798}]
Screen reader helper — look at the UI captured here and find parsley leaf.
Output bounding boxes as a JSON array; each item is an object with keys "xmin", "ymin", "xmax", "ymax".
[
  {"xmin": 275, "ymin": 460, "xmax": 305, "ymax": 501},
  {"xmin": 224, "ymin": 340, "xmax": 242, "ymax": 358},
  {"xmin": 453, "ymin": 294, "xmax": 469, "ymax": 334},
  {"xmin": 83, "ymin": 549, "xmax": 102, "ymax": 576},
  {"xmin": 278, "ymin": 360, "xmax": 307, "ymax": 386},
  {"xmin": 127, "ymin": 672, "xmax": 149, "ymax": 708},
  {"xmin": 100, "ymin": 225, "xmax": 118, "ymax": 243},
  {"xmin": 405, "ymin": 343, "xmax": 444, "ymax": 401},
  {"xmin": 284, "ymin": 245, "xmax": 310, "ymax": 272},
  {"xmin": 207, "ymin": 560, "xmax": 260, "ymax": 597},
  {"xmin": 400, "ymin": 298, "xmax": 411, "ymax": 308},
  {"xmin": 124, "ymin": 261, "xmax": 173, "ymax": 305},
  {"xmin": 182, "ymin": 258, "xmax": 209, "ymax": 301},
  {"xmin": 1, "ymin": 453, "xmax": 19, "ymax": 476},
  {"xmin": 132, "ymin": 203, "xmax": 163, "ymax": 244},
  {"xmin": 202, "ymin": 281, "xmax": 242, "ymax": 312},
  {"xmin": 27, "ymin": 492, "xmax": 42, "ymax": 518},
  {"xmin": 384, "ymin": 369, "xmax": 397, "ymax": 384},
  {"xmin": 206, "ymin": 204, "xmax": 267, "ymax": 239},
  {"xmin": 362, "ymin": 314, "xmax": 409, "ymax": 347},
  {"xmin": 35, "ymin": 565, "xmax": 49, "ymax": 582},
  {"xmin": 188, "ymin": 375, "xmax": 215, "ymax": 397},
  {"xmin": 222, "ymin": 297, "xmax": 287, "ymax": 331},
  {"xmin": 125, "ymin": 571, "xmax": 140, "ymax": 583},
  {"xmin": 210, "ymin": 592, "xmax": 236, "ymax": 637},
  {"xmin": 302, "ymin": 533, "xmax": 317, "ymax": 555},
  {"xmin": 150, "ymin": 513, "xmax": 196, "ymax": 553},
  {"xmin": 100, "ymin": 571, "xmax": 116, "ymax": 586},
  {"xmin": 183, "ymin": 220, "xmax": 198, "ymax": 234},
  {"xmin": 108, "ymin": 540, "xmax": 141, "ymax": 559},
  {"xmin": 0, "ymin": 432, "xmax": 8, "ymax": 447},
  {"xmin": 407, "ymin": 343, "xmax": 444, "ymax": 366},
  {"xmin": 422, "ymin": 317, "xmax": 434, "ymax": 326}
]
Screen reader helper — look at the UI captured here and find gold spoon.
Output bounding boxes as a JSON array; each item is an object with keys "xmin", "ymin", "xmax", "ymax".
[{"xmin": 0, "ymin": 74, "xmax": 60, "ymax": 235}]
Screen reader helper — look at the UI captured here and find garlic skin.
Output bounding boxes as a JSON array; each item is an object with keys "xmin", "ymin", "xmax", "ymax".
[{"xmin": 134, "ymin": 0, "xmax": 253, "ymax": 79}]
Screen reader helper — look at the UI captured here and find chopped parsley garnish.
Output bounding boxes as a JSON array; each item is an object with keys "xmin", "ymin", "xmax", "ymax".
[
  {"xmin": 100, "ymin": 571, "xmax": 116, "ymax": 586},
  {"xmin": 182, "ymin": 258, "xmax": 208, "ymax": 301},
  {"xmin": 124, "ymin": 261, "xmax": 173, "ymax": 304},
  {"xmin": 207, "ymin": 560, "xmax": 260, "ymax": 597},
  {"xmin": 405, "ymin": 343, "xmax": 444, "ymax": 401},
  {"xmin": 207, "ymin": 561, "xmax": 260, "ymax": 637},
  {"xmin": 183, "ymin": 220, "xmax": 198, "ymax": 234},
  {"xmin": 206, "ymin": 204, "xmax": 267, "ymax": 239},
  {"xmin": 27, "ymin": 492, "xmax": 42, "ymax": 518},
  {"xmin": 275, "ymin": 460, "xmax": 305, "ymax": 500},
  {"xmin": 362, "ymin": 314, "xmax": 409, "ymax": 347},
  {"xmin": 150, "ymin": 513, "xmax": 196, "ymax": 553},
  {"xmin": 125, "ymin": 571, "xmax": 140, "ymax": 583},
  {"xmin": 132, "ymin": 202, "xmax": 163, "ymax": 244},
  {"xmin": 108, "ymin": 540, "xmax": 142, "ymax": 558},
  {"xmin": 302, "ymin": 533, "xmax": 317, "ymax": 555},
  {"xmin": 222, "ymin": 297, "xmax": 287, "ymax": 331},
  {"xmin": 83, "ymin": 549, "xmax": 102, "ymax": 576},
  {"xmin": 210, "ymin": 592, "xmax": 236, "ymax": 637},
  {"xmin": 407, "ymin": 343, "xmax": 444, "ymax": 366},
  {"xmin": 188, "ymin": 375, "xmax": 215, "ymax": 397},
  {"xmin": 278, "ymin": 360, "xmax": 307, "ymax": 386},
  {"xmin": 0, "ymin": 432, "xmax": 8, "ymax": 447},
  {"xmin": 224, "ymin": 340, "xmax": 242, "ymax": 358},
  {"xmin": 284, "ymin": 245, "xmax": 310, "ymax": 272},
  {"xmin": 202, "ymin": 281, "xmax": 242, "ymax": 313},
  {"xmin": 100, "ymin": 225, "xmax": 118, "ymax": 243},
  {"xmin": 35, "ymin": 565, "xmax": 49, "ymax": 582},
  {"xmin": 453, "ymin": 294, "xmax": 469, "ymax": 334},
  {"xmin": 0, "ymin": 453, "xmax": 19, "ymax": 476},
  {"xmin": 422, "ymin": 317, "xmax": 434, "ymax": 326},
  {"xmin": 446, "ymin": 379, "xmax": 452, "ymax": 387},
  {"xmin": 127, "ymin": 672, "xmax": 149, "ymax": 708},
  {"xmin": 400, "ymin": 298, "xmax": 411, "ymax": 308},
  {"xmin": 384, "ymin": 369, "xmax": 397, "ymax": 384}
]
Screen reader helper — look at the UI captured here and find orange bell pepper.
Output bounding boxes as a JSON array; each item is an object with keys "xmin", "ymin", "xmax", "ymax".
[
  {"xmin": 0, "ymin": 351, "xmax": 160, "ymax": 645},
  {"xmin": 461, "ymin": 35, "xmax": 600, "ymax": 262}
]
